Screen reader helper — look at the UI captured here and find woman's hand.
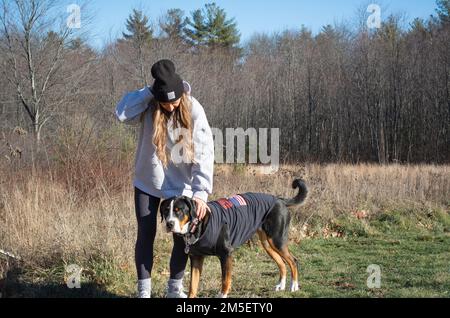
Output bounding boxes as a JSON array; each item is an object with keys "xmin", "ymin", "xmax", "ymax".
[{"xmin": 192, "ymin": 197, "xmax": 211, "ymax": 220}]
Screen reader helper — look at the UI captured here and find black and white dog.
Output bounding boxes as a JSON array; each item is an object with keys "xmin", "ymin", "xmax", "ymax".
[{"xmin": 160, "ymin": 179, "xmax": 308, "ymax": 298}]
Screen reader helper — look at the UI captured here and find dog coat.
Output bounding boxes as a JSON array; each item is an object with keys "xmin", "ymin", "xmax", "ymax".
[{"xmin": 189, "ymin": 193, "xmax": 278, "ymax": 255}]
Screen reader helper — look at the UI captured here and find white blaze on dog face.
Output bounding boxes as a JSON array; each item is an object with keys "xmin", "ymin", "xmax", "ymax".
[{"xmin": 165, "ymin": 198, "xmax": 191, "ymax": 235}]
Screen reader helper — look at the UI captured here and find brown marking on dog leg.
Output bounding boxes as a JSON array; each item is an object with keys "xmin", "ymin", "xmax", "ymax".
[
  {"xmin": 280, "ymin": 246, "xmax": 298, "ymax": 281},
  {"xmin": 219, "ymin": 255, "xmax": 233, "ymax": 297},
  {"xmin": 267, "ymin": 238, "xmax": 299, "ymax": 291},
  {"xmin": 257, "ymin": 230, "xmax": 287, "ymax": 290},
  {"xmin": 188, "ymin": 255, "xmax": 204, "ymax": 298}
]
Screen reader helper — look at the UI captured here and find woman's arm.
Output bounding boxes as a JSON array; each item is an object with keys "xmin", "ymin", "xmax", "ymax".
[
  {"xmin": 115, "ymin": 87, "xmax": 153, "ymax": 125},
  {"xmin": 190, "ymin": 98, "xmax": 214, "ymax": 202}
]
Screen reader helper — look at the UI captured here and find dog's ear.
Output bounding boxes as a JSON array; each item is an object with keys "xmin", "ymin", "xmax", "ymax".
[
  {"xmin": 159, "ymin": 198, "xmax": 172, "ymax": 223},
  {"xmin": 183, "ymin": 197, "xmax": 197, "ymax": 220}
]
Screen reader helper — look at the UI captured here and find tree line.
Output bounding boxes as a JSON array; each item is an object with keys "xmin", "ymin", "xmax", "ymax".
[{"xmin": 0, "ymin": 0, "xmax": 449, "ymax": 164}]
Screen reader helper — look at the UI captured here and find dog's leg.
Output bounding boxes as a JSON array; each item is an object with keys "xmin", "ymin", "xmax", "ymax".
[
  {"xmin": 218, "ymin": 254, "xmax": 233, "ymax": 298},
  {"xmin": 280, "ymin": 246, "xmax": 299, "ymax": 292},
  {"xmin": 216, "ymin": 224, "xmax": 233, "ymax": 298},
  {"xmin": 257, "ymin": 230, "xmax": 287, "ymax": 291},
  {"xmin": 188, "ymin": 255, "xmax": 204, "ymax": 298},
  {"xmin": 268, "ymin": 240, "xmax": 299, "ymax": 292}
]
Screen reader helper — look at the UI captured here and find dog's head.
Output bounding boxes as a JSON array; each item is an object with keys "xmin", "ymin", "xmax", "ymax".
[{"xmin": 159, "ymin": 196, "xmax": 197, "ymax": 235}]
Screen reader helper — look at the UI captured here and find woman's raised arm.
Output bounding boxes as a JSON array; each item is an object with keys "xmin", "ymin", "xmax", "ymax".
[{"xmin": 115, "ymin": 87, "xmax": 153, "ymax": 125}]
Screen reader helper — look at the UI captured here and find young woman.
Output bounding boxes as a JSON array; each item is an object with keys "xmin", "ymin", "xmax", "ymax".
[{"xmin": 115, "ymin": 59, "xmax": 214, "ymax": 298}]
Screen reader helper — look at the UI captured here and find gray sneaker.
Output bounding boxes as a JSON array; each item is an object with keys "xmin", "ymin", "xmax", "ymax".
[
  {"xmin": 167, "ymin": 290, "xmax": 188, "ymax": 298},
  {"xmin": 138, "ymin": 290, "xmax": 151, "ymax": 298},
  {"xmin": 167, "ymin": 278, "xmax": 188, "ymax": 298},
  {"xmin": 137, "ymin": 278, "xmax": 151, "ymax": 298}
]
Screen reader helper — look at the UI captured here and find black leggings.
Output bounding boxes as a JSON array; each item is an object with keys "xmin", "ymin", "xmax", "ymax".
[{"xmin": 134, "ymin": 187, "xmax": 188, "ymax": 280}]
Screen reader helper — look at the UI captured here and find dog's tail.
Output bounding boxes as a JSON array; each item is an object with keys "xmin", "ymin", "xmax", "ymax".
[{"xmin": 279, "ymin": 179, "xmax": 308, "ymax": 207}]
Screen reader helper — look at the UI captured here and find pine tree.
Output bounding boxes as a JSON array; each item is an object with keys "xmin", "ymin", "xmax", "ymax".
[
  {"xmin": 410, "ymin": 18, "xmax": 428, "ymax": 36},
  {"xmin": 184, "ymin": 9, "xmax": 208, "ymax": 46},
  {"xmin": 160, "ymin": 8, "xmax": 186, "ymax": 41},
  {"xmin": 122, "ymin": 9, "xmax": 153, "ymax": 86},
  {"xmin": 319, "ymin": 25, "xmax": 337, "ymax": 40},
  {"xmin": 436, "ymin": 0, "xmax": 450, "ymax": 24},
  {"xmin": 123, "ymin": 9, "xmax": 153, "ymax": 44},
  {"xmin": 184, "ymin": 3, "xmax": 240, "ymax": 49}
]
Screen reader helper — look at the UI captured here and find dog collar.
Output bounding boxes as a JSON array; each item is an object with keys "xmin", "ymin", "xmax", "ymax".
[
  {"xmin": 183, "ymin": 218, "xmax": 201, "ymax": 254},
  {"xmin": 183, "ymin": 235, "xmax": 200, "ymax": 254}
]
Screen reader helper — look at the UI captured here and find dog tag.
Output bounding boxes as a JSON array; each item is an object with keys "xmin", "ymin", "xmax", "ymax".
[{"xmin": 184, "ymin": 245, "xmax": 190, "ymax": 254}]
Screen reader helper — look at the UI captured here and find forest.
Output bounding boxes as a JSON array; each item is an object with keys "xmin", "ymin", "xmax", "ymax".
[{"xmin": 0, "ymin": 0, "xmax": 448, "ymax": 165}]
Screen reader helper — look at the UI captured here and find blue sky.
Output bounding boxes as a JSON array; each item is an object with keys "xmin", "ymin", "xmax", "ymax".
[{"xmin": 83, "ymin": 0, "xmax": 438, "ymax": 49}]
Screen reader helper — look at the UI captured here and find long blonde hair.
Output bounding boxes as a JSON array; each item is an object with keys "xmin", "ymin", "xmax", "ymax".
[{"xmin": 150, "ymin": 93, "xmax": 194, "ymax": 168}]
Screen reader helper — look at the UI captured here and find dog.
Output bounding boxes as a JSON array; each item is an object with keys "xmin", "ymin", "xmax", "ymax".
[{"xmin": 159, "ymin": 179, "xmax": 308, "ymax": 298}]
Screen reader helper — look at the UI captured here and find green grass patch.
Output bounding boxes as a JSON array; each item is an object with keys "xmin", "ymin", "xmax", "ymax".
[{"xmin": 2, "ymin": 209, "xmax": 449, "ymax": 298}]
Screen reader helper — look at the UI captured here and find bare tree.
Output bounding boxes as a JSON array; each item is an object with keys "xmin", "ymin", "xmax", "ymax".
[
  {"xmin": 0, "ymin": 0, "xmax": 93, "ymax": 144},
  {"xmin": 1, "ymin": 1, "xmax": 448, "ymax": 165}
]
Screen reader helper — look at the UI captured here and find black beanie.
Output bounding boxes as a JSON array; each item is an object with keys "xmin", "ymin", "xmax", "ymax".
[{"xmin": 150, "ymin": 59, "xmax": 184, "ymax": 102}]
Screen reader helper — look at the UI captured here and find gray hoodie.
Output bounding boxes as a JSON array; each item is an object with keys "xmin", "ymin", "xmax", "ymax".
[{"xmin": 115, "ymin": 82, "xmax": 214, "ymax": 201}]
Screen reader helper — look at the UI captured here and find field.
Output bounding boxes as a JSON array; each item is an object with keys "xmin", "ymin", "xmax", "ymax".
[{"xmin": 1, "ymin": 163, "xmax": 449, "ymax": 298}]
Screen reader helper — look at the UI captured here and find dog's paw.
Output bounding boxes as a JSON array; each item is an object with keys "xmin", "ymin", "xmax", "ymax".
[
  {"xmin": 275, "ymin": 278, "xmax": 286, "ymax": 291},
  {"xmin": 290, "ymin": 281, "xmax": 299, "ymax": 292},
  {"xmin": 217, "ymin": 293, "xmax": 228, "ymax": 298}
]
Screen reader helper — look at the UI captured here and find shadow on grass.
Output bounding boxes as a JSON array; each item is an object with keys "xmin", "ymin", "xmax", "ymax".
[{"xmin": 1, "ymin": 266, "xmax": 122, "ymax": 298}]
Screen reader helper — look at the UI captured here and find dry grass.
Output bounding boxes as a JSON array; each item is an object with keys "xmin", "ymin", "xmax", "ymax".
[
  {"xmin": 1, "ymin": 158, "xmax": 448, "ymax": 266},
  {"xmin": 1, "ymin": 149, "xmax": 449, "ymax": 297}
]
